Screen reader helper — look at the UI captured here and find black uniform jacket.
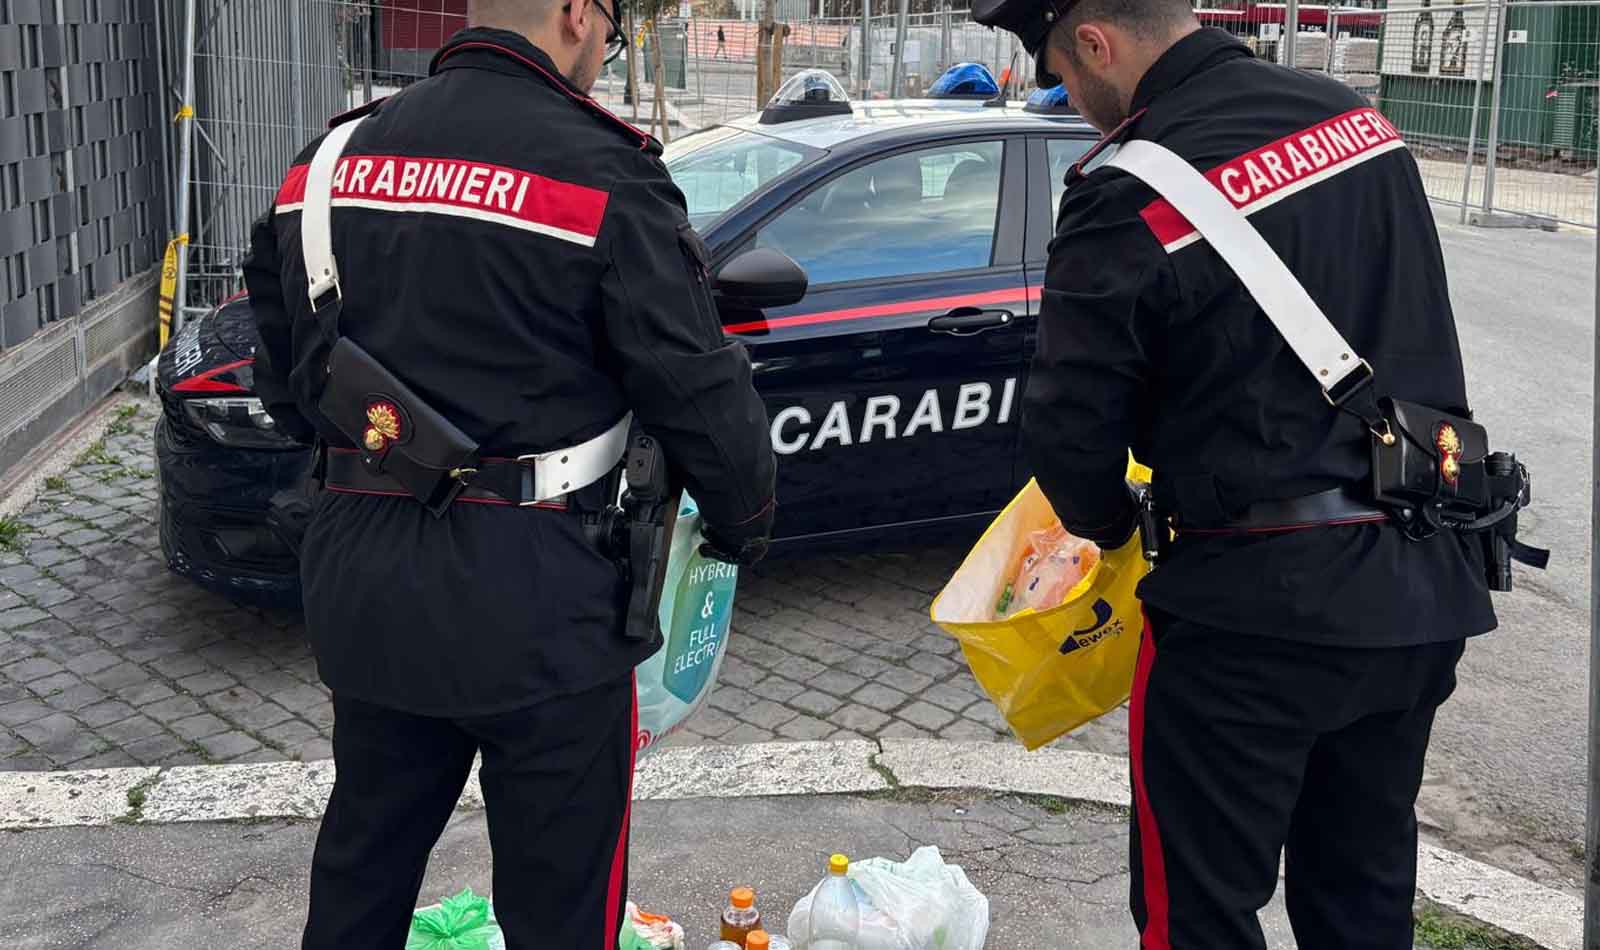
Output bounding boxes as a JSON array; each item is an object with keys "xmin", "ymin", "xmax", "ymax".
[
  {"xmin": 1023, "ymin": 28, "xmax": 1495, "ymax": 646},
  {"xmin": 243, "ymin": 29, "xmax": 777, "ymax": 714}
]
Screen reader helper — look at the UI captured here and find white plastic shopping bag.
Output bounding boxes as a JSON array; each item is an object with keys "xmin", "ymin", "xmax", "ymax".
[{"xmin": 788, "ymin": 847, "xmax": 989, "ymax": 950}]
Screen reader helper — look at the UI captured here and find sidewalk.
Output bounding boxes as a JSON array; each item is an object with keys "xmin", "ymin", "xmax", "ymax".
[
  {"xmin": 0, "ymin": 783, "xmax": 1292, "ymax": 948},
  {"xmin": 0, "ymin": 741, "xmax": 1578, "ymax": 949}
]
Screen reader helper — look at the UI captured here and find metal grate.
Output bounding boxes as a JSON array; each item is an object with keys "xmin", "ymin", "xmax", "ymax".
[
  {"xmin": 0, "ymin": 328, "xmax": 78, "ymax": 439},
  {"xmin": 83, "ymin": 284, "xmax": 150, "ymax": 366}
]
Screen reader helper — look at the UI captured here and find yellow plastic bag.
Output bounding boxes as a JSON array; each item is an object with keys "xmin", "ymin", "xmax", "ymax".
[{"xmin": 930, "ymin": 463, "xmax": 1152, "ymax": 750}]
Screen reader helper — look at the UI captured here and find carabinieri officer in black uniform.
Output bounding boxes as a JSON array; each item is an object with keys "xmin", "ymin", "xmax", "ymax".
[
  {"xmin": 242, "ymin": 0, "xmax": 776, "ymax": 946},
  {"xmin": 971, "ymin": 0, "xmax": 1501, "ymax": 946}
]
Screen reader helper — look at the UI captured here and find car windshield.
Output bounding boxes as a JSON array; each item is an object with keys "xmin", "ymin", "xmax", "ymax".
[{"xmin": 663, "ymin": 125, "xmax": 817, "ymax": 230}]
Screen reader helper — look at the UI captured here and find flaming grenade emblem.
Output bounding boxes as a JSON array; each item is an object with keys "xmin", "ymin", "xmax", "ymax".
[
  {"xmin": 1435, "ymin": 422, "xmax": 1463, "ymax": 487},
  {"xmin": 364, "ymin": 401, "xmax": 402, "ymax": 453}
]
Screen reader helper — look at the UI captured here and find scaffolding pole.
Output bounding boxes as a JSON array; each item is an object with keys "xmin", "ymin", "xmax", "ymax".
[
  {"xmin": 1480, "ymin": 0, "xmax": 1508, "ymax": 214},
  {"xmin": 1284, "ymin": 0, "xmax": 1299, "ymax": 67},
  {"xmin": 171, "ymin": 0, "xmax": 199, "ymax": 338},
  {"xmin": 890, "ymin": 0, "xmax": 911, "ymax": 95},
  {"xmin": 1458, "ymin": 0, "xmax": 1495, "ymax": 223},
  {"xmin": 1586, "ymin": 98, "xmax": 1600, "ymax": 950},
  {"xmin": 860, "ymin": 0, "xmax": 872, "ymax": 96}
]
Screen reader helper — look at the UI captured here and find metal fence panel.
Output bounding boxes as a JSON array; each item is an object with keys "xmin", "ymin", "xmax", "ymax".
[
  {"xmin": 160, "ymin": 0, "xmax": 1599, "ymax": 313},
  {"xmin": 1482, "ymin": 0, "xmax": 1598, "ymax": 226},
  {"xmin": 160, "ymin": 1, "xmax": 487, "ymax": 315},
  {"xmin": 1215, "ymin": 0, "xmax": 1596, "ymax": 229}
]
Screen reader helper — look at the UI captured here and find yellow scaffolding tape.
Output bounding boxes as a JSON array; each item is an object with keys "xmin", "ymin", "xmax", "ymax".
[{"xmin": 157, "ymin": 233, "xmax": 189, "ymax": 349}]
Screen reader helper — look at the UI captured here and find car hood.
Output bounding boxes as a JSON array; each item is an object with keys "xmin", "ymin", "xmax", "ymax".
[{"xmin": 157, "ymin": 295, "xmax": 259, "ymax": 397}]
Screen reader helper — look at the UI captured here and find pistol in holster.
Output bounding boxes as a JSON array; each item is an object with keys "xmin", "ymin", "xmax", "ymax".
[{"xmin": 593, "ymin": 431, "xmax": 679, "ymax": 645}]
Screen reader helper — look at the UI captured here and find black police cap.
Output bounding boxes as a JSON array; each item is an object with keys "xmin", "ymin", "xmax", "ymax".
[{"xmin": 971, "ymin": 0, "xmax": 1081, "ymax": 87}]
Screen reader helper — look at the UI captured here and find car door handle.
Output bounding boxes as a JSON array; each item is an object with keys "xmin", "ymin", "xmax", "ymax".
[{"xmin": 928, "ymin": 307, "xmax": 1014, "ymax": 336}]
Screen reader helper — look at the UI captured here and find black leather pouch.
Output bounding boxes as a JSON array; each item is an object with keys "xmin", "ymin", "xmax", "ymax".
[
  {"xmin": 1371, "ymin": 397, "xmax": 1490, "ymax": 514},
  {"xmin": 317, "ymin": 338, "xmax": 479, "ymax": 511}
]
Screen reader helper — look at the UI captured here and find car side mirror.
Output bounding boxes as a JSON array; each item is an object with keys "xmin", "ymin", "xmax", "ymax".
[{"xmin": 714, "ymin": 248, "xmax": 808, "ymax": 310}]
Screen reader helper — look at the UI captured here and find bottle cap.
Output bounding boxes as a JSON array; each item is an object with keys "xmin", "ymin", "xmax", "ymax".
[
  {"xmin": 829, "ymin": 853, "xmax": 849, "ymax": 875},
  {"xmin": 746, "ymin": 932, "xmax": 771, "ymax": 950},
  {"xmin": 730, "ymin": 886, "xmax": 755, "ymax": 909}
]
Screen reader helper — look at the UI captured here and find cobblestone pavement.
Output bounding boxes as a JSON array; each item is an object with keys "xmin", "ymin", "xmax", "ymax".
[{"xmin": 0, "ymin": 397, "xmax": 1128, "ymax": 772}]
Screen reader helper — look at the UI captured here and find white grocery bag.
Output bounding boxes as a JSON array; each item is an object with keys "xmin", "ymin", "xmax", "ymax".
[{"xmin": 788, "ymin": 847, "xmax": 989, "ymax": 950}]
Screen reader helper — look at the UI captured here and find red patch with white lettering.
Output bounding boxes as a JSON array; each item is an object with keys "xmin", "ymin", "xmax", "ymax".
[
  {"xmin": 274, "ymin": 155, "xmax": 609, "ymax": 247},
  {"xmin": 1137, "ymin": 107, "xmax": 1408, "ymax": 252}
]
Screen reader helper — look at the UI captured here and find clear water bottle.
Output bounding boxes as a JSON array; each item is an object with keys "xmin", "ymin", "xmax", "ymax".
[{"xmin": 808, "ymin": 854, "xmax": 861, "ymax": 950}]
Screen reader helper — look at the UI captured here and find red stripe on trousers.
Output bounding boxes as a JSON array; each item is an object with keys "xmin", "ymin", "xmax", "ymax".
[
  {"xmin": 1130, "ymin": 613, "xmax": 1171, "ymax": 950},
  {"xmin": 604, "ymin": 672, "xmax": 639, "ymax": 950}
]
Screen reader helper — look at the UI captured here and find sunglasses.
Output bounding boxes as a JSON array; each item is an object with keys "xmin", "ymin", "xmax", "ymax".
[
  {"xmin": 592, "ymin": 0, "xmax": 626, "ymax": 64},
  {"xmin": 563, "ymin": 0, "xmax": 624, "ymax": 62}
]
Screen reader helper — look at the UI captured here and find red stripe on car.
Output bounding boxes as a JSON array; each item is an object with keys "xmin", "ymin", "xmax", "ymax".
[
  {"xmin": 171, "ymin": 358, "xmax": 253, "ymax": 395},
  {"xmin": 725, "ymin": 286, "xmax": 1037, "ymax": 335}
]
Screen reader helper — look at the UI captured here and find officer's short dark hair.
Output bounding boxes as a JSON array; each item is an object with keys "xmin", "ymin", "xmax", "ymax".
[{"xmin": 1047, "ymin": 0, "xmax": 1197, "ymax": 61}]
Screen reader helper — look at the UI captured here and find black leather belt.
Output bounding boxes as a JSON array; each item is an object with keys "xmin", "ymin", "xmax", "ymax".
[
  {"xmin": 323, "ymin": 448, "xmax": 568, "ymax": 510},
  {"xmin": 1176, "ymin": 487, "xmax": 1388, "ymax": 535}
]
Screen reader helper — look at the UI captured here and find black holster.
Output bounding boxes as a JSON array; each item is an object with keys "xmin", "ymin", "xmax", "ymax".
[{"xmin": 593, "ymin": 431, "xmax": 678, "ymax": 644}]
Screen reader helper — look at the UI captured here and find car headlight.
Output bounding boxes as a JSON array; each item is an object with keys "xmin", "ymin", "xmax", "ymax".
[{"xmin": 181, "ymin": 397, "xmax": 300, "ymax": 449}]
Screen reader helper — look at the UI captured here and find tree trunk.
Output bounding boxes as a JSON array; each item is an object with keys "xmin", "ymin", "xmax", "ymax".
[
  {"xmin": 756, "ymin": 0, "xmax": 777, "ymax": 105},
  {"xmin": 770, "ymin": 22, "xmax": 787, "ymax": 97},
  {"xmin": 755, "ymin": 34, "xmax": 770, "ymax": 106},
  {"xmin": 625, "ymin": 6, "xmax": 640, "ymax": 121},
  {"xmin": 651, "ymin": 20, "xmax": 671, "ymax": 143}
]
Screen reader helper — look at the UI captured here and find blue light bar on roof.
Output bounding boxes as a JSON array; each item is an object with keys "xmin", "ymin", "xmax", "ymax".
[
  {"xmin": 928, "ymin": 63, "xmax": 1000, "ymax": 99},
  {"xmin": 1024, "ymin": 84, "xmax": 1075, "ymax": 114}
]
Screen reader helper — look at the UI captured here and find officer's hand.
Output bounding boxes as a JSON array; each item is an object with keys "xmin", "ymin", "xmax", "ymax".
[
  {"xmin": 700, "ymin": 529, "xmax": 770, "ymax": 567},
  {"xmin": 700, "ymin": 504, "xmax": 775, "ymax": 567}
]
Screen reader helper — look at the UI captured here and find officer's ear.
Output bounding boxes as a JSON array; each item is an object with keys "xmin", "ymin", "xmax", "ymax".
[
  {"xmin": 1072, "ymin": 22, "xmax": 1116, "ymax": 70},
  {"xmin": 557, "ymin": 0, "xmax": 589, "ymax": 44}
]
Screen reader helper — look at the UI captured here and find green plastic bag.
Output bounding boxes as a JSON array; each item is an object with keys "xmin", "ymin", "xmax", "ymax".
[
  {"xmin": 618, "ymin": 901, "xmax": 685, "ymax": 950},
  {"xmin": 406, "ymin": 889, "xmax": 504, "ymax": 950}
]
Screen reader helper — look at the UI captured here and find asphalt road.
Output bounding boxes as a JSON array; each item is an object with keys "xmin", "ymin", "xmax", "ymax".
[
  {"xmin": 0, "ymin": 793, "xmax": 1300, "ymax": 950},
  {"xmin": 1420, "ymin": 207, "xmax": 1594, "ymax": 884}
]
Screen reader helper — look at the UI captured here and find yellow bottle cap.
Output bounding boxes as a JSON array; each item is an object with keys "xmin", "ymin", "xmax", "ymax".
[
  {"xmin": 730, "ymin": 886, "xmax": 755, "ymax": 909},
  {"xmin": 746, "ymin": 931, "xmax": 771, "ymax": 950},
  {"xmin": 829, "ymin": 853, "xmax": 849, "ymax": 875}
]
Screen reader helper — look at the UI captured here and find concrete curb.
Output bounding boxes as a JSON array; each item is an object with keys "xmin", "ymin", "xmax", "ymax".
[{"xmin": 0, "ymin": 739, "xmax": 1581, "ymax": 949}]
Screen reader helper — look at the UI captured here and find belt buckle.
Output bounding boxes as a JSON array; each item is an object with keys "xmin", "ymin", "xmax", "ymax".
[
  {"xmin": 514, "ymin": 451, "xmax": 565, "ymax": 507},
  {"xmin": 1322, "ymin": 358, "xmax": 1374, "ymax": 409}
]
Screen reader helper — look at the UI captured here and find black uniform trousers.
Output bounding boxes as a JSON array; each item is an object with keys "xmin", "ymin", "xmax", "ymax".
[
  {"xmin": 1129, "ymin": 609, "xmax": 1465, "ymax": 950},
  {"xmin": 301, "ymin": 673, "xmax": 637, "ymax": 950}
]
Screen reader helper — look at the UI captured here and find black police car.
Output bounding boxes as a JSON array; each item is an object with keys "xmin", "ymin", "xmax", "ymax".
[{"xmin": 155, "ymin": 72, "xmax": 1101, "ymax": 601}]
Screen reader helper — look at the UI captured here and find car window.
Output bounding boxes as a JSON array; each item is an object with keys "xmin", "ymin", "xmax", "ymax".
[
  {"xmin": 663, "ymin": 126, "xmax": 815, "ymax": 230},
  {"xmin": 1047, "ymin": 138, "xmax": 1095, "ymax": 214},
  {"xmin": 755, "ymin": 141, "xmax": 1004, "ymax": 287}
]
